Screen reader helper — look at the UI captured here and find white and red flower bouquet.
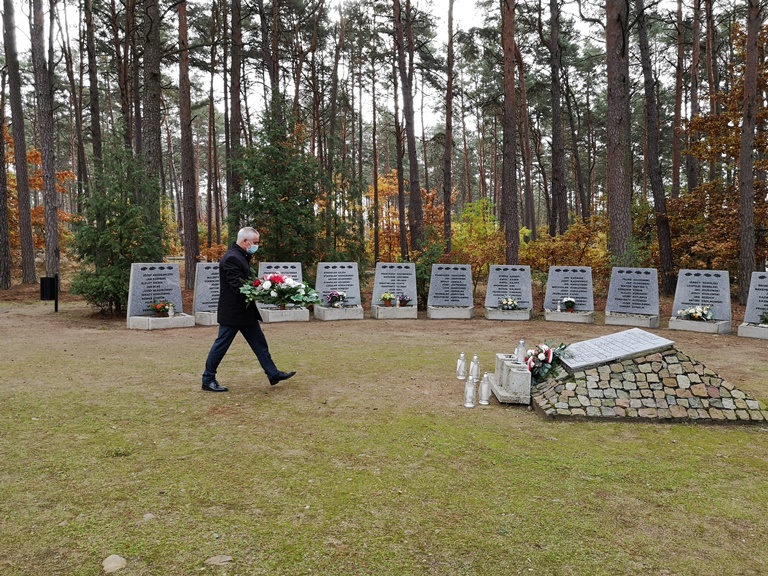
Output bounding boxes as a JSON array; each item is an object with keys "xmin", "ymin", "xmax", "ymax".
[
  {"xmin": 240, "ymin": 272, "xmax": 320, "ymax": 308},
  {"xmin": 525, "ymin": 342, "xmax": 570, "ymax": 383}
]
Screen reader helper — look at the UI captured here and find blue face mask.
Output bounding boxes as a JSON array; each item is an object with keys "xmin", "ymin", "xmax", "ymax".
[{"xmin": 246, "ymin": 244, "xmax": 259, "ymax": 255}]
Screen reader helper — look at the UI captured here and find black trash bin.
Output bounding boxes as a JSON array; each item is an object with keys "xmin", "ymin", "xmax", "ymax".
[{"xmin": 40, "ymin": 276, "xmax": 58, "ymax": 301}]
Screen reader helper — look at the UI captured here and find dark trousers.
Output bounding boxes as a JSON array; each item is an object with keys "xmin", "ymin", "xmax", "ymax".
[{"xmin": 203, "ymin": 323, "xmax": 278, "ymax": 384}]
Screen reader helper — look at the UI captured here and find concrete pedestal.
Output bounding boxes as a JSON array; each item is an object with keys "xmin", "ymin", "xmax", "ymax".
[
  {"xmin": 737, "ymin": 323, "xmax": 768, "ymax": 340},
  {"xmin": 427, "ymin": 306, "xmax": 474, "ymax": 319},
  {"xmin": 127, "ymin": 313, "xmax": 196, "ymax": 330},
  {"xmin": 314, "ymin": 305, "xmax": 364, "ymax": 321},
  {"xmin": 490, "ymin": 355, "xmax": 531, "ymax": 404},
  {"xmin": 605, "ymin": 311, "xmax": 659, "ymax": 329},
  {"xmin": 544, "ymin": 310, "xmax": 594, "ymax": 324},
  {"xmin": 668, "ymin": 317, "xmax": 730, "ymax": 334},
  {"xmin": 260, "ymin": 307, "xmax": 310, "ymax": 323},
  {"xmin": 484, "ymin": 308, "xmax": 533, "ymax": 321},
  {"xmin": 195, "ymin": 311, "xmax": 218, "ymax": 326},
  {"xmin": 371, "ymin": 304, "xmax": 418, "ymax": 319}
]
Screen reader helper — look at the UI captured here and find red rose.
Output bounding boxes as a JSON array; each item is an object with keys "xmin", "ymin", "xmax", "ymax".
[{"xmin": 253, "ymin": 279, "xmax": 261, "ymax": 287}]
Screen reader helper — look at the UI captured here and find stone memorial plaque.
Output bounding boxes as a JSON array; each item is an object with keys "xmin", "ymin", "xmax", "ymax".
[
  {"xmin": 257, "ymin": 262, "xmax": 303, "ymax": 282},
  {"xmin": 484, "ymin": 265, "xmax": 533, "ymax": 309},
  {"xmin": 544, "ymin": 267, "xmax": 594, "ymax": 311},
  {"xmin": 605, "ymin": 267, "xmax": 659, "ymax": 315},
  {"xmin": 427, "ymin": 264, "xmax": 473, "ymax": 307},
  {"xmin": 562, "ymin": 328, "xmax": 675, "ymax": 371},
  {"xmin": 672, "ymin": 269, "xmax": 731, "ymax": 321},
  {"xmin": 315, "ymin": 262, "xmax": 361, "ymax": 305},
  {"xmin": 372, "ymin": 263, "xmax": 417, "ymax": 302},
  {"xmin": 194, "ymin": 262, "xmax": 220, "ymax": 313},
  {"xmin": 744, "ymin": 272, "xmax": 768, "ymax": 324},
  {"xmin": 127, "ymin": 263, "xmax": 184, "ymax": 317}
]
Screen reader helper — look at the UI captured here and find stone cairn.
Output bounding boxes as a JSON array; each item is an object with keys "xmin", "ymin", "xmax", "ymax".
[{"xmin": 532, "ymin": 347, "xmax": 768, "ymax": 423}]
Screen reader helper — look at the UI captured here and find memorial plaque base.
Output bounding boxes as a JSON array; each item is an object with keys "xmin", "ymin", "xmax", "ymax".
[
  {"xmin": 605, "ymin": 311, "xmax": 659, "ymax": 329},
  {"xmin": 544, "ymin": 310, "xmax": 594, "ymax": 324},
  {"xmin": 484, "ymin": 308, "xmax": 533, "ymax": 321},
  {"xmin": 195, "ymin": 311, "xmax": 218, "ymax": 326},
  {"xmin": 127, "ymin": 313, "xmax": 196, "ymax": 330},
  {"xmin": 260, "ymin": 307, "xmax": 310, "ymax": 323},
  {"xmin": 737, "ymin": 323, "xmax": 768, "ymax": 340},
  {"xmin": 490, "ymin": 359, "xmax": 531, "ymax": 404},
  {"xmin": 669, "ymin": 317, "xmax": 730, "ymax": 334},
  {"xmin": 427, "ymin": 306, "xmax": 473, "ymax": 319},
  {"xmin": 371, "ymin": 304, "xmax": 418, "ymax": 319},
  {"xmin": 314, "ymin": 305, "xmax": 364, "ymax": 321}
]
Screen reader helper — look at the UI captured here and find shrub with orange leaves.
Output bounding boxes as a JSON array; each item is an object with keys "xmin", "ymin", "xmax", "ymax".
[{"xmin": 520, "ymin": 219, "xmax": 612, "ymax": 293}]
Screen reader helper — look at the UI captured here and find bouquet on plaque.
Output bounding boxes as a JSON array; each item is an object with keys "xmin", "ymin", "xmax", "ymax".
[
  {"xmin": 325, "ymin": 290, "xmax": 347, "ymax": 308},
  {"xmin": 524, "ymin": 342, "xmax": 570, "ymax": 383},
  {"xmin": 240, "ymin": 272, "xmax": 320, "ymax": 308},
  {"xmin": 676, "ymin": 304, "xmax": 713, "ymax": 322}
]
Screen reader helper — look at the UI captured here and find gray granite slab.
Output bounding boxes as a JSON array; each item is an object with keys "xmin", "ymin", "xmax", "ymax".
[
  {"xmin": 561, "ymin": 328, "xmax": 675, "ymax": 371},
  {"xmin": 606, "ymin": 267, "xmax": 659, "ymax": 316},
  {"xmin": 672, "ymin": 269, "xmax": 731, "ymax": 322},
  {"xmin": 257, "ymin": 262, "xmax": 303, "ymax": 282},
  {"xmin": 372, "ymin": 263, "xmax": 417, "ymax": 304},
  {"xmin": 427, "ymin": 264, "xmax": 473, "ymax": 307},
  {"xmin": 315, "ymin": 262, "xmax": 361, "ymax": 305},
  {"xmin": 544, "ymin": 266, "xmax": 594, "ymax": 311},
  {"xmin": 127, "ymin": 263, "xmax": 184, "ymax": 317},
  {"xmin": 484, "ymin": 265, "xmax": 533, "ymax": 309},
  {"xmin": 194, "ymin": 262, "xmax": 220, "ymax": 313},
  {"xmin": 743, "ymin": 271, "xmax": 768, "ymax": 324}
]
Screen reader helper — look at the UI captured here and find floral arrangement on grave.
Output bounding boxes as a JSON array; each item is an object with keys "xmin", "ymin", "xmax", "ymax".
[
  {"xmin": 677, "ymin": 304, "xmax": 713, "ymax": 322},
  {"xmin": 150, "ymin": 300, "xmax": 173, "ymax": 317},
  {"xmin": 379, "ymin": 292, "xmax": 396, "ymax": 306},
  {"xmin": 397, "ymin": 293, "xmax": 412, "ymax": 306},
  {"xmin": 525, "ymin": 342, "xmax": 570, "ymax": 383},
  {"xmin": 759, "ymin": 310, "xmax": 768, "ymax": 325},
  {"xmin": 326, "ymin": 290, "xmax": 347, "ymax": 308},
  {"xmin": 499, "ymin": 298, "xmax": 518, "ymax": 310},
  {"xmin": 562, "ymin": 296, "xmax": 576, "ymax": 311},
  {"xmin": 240, "ymin": 272, "xmax": 320, "ymax": 308}
]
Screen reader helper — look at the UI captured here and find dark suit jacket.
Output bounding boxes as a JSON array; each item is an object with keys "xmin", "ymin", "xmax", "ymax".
[{"xmin": 217, "ymin": 243, "xmax": 263, "ymax": 326}]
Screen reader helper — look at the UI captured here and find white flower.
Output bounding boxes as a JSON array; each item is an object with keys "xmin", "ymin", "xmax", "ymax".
[
  {"xmin": 284, "ymin": 277, "xmax": 298, "ymax": 287},
  {"xmin": 262, "ymin": 280, "xmax": 272, "ymax": 290},
  {"xmin": 541, "ymin": 344, "xmax": 550, "ymax": 351},
  {"xmin": 527, "ymin": 349, "xmax": 534, "ymax": 357},
  {"xmin": 270, "ymin": 290, "xmax": 278, "ymax": 297},
  {"xmin": 538, "ymin": 353, "xmax": 546, "ymax": 361},
  {"xmin": 298, "ymin": 288, "xmax": 305, "ymax": 295}
]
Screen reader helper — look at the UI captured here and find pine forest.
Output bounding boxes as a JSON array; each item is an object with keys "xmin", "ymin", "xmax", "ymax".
[{"xmin": 0, "ymin": 0, "xmax": 766, "ymax": 313}]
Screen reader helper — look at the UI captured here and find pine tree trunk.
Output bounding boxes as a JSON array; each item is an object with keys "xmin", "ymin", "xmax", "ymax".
[
  {"xmin": 549, "ymin": 0, "xmax": 568, "ymax": 236},
  {"xmin": 636, "ymin": 0, "xmax": 675, "ymax": 295},
  {"xmin": 671, "ymin": 0, "xmax": 683, "ymax": 199},
  {"xmin": 3, "ymin": 0, "xmax": 37, "ymax": 284},
  {"xmin": 0, "ymin": 72, "xmax": 11, "ymax": 290},
  {"xmin": 686, "ymin": 0, "xmax": 701, "ymax": 193},
  {"xmin": 501, "ymin": 0, "xmax": 519, "ymax": 265},
  {"xmin": 394, "ymin": 0, "xmax": 424, "ymax": 252},
  {"xmin": 442, "ymin": 0, "xmax": 454, "ymax": 253},
  {"xmin": 30, "ymin": 0, "xmax": 60, "ymax": 278},
  {"xmin": 179, "ymin": 0, "xmax": 200, "ymax": 289},
  {"xmin": 606, "ymin": 0, "xmax": 633, "ymax": 262},
  {"xmin": 738, "ymin": 0, "xmax": 761, "ymax": 305}
]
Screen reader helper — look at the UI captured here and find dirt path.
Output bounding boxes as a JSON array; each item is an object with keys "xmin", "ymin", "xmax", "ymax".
[{"xmin": 1, "ymin": 285, "xmax": 765, "ymax": 408}]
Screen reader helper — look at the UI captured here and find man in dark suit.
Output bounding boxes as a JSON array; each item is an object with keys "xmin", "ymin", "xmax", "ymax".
[{"xmin": 201, "ymin": 226, "xmax": 295, "ymax": 392}]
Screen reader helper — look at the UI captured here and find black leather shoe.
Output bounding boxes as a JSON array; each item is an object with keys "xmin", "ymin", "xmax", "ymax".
[
  {"xmin": 269, "ymin": 370, "xmax": 296, "ymax": 386},
  {"xmin": 202, "ymin": 380, "xmax": 228, "ymax": 392}
]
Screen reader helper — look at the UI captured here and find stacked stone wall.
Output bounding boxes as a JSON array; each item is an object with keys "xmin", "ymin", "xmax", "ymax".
[{"xmin": 532, "ymin": 348, "xmax": 768, "ymax": 423}]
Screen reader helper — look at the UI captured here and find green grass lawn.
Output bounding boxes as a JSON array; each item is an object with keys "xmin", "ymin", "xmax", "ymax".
[{"xmin": 1, "ymin": 302, "xmax": 767, "ymax": 575}]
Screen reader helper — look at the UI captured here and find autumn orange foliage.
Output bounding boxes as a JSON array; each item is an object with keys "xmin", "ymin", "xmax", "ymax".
[{"xmin": 677, "ymin": 22, "xmax": 768, "ymax": 275}]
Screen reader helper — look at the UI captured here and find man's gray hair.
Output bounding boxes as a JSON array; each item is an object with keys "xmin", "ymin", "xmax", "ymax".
[{"xmin": 237, "ymin": 227, "xmax": 259, "ymax": 242}]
